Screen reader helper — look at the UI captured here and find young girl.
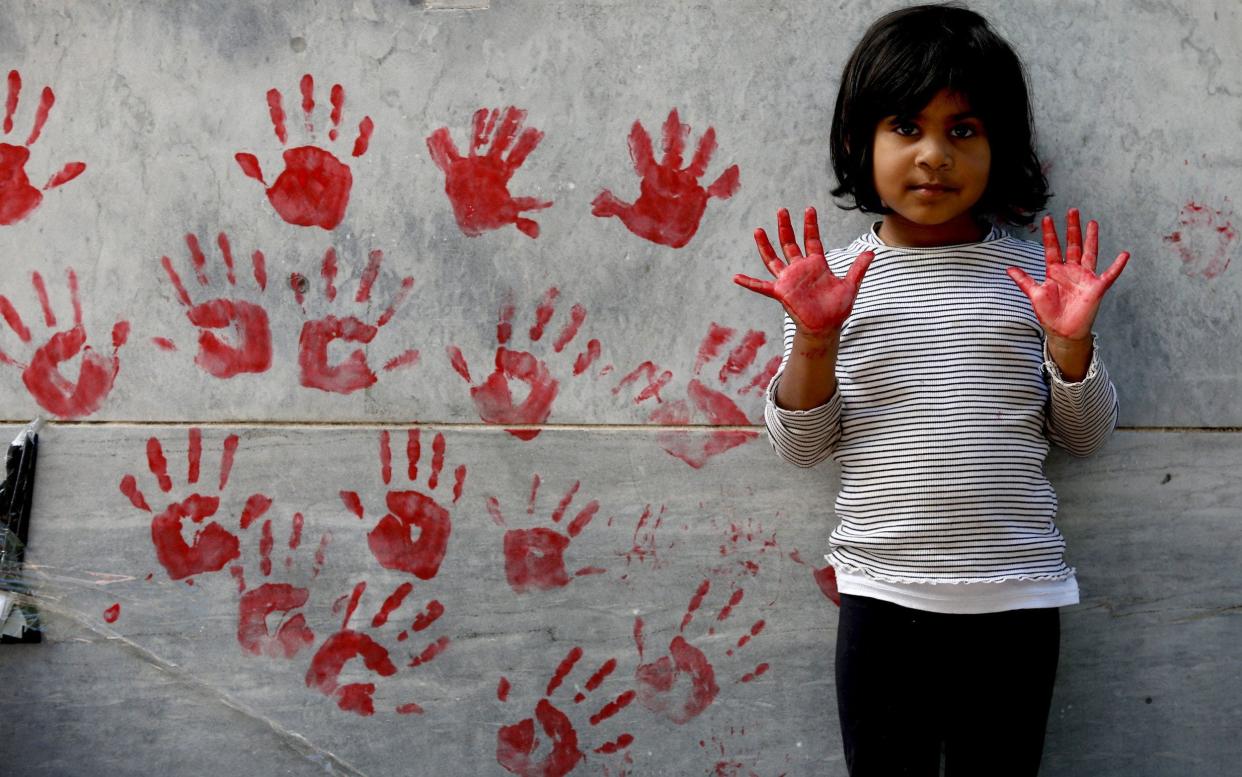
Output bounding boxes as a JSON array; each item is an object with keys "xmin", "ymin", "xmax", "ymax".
[{"xmin": 734, "ymin": 5, "xmax": 1129, "ymax": 776}]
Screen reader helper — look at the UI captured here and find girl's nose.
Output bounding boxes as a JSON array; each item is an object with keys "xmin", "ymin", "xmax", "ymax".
[{"xmin": 915, "ymin": 135, "xmax": 953, "ymax": 170}]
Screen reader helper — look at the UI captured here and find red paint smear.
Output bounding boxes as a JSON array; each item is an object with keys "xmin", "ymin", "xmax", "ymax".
[
  {"xmin": 719, "ymin": 330, "xmax": 766, "ymax": 382},
  {"xmin": 739, "ymin": 664, "xmax": 769, "ymax": 683},
  {"xmin": 813, "ymin": 565, "xmax": 840, "ymax": 607},
  {"xmin": 315, "ymin": 532, "xmax": 331, "ymax": 573},
  {"xmin": 469, "ymin": 346, "xmax": 559, "ymax": 440},
  {"xmin": 103, "ymin": 603, "xmax": 120, "ymax": 623},
  {"xmin": 429, "ymin": 433, "xmax": 445, "ymax": 489},
  {"xmin": 25, "ymin": 86, "xmax": 53, "ymax": 146},
  {"xmin": 368, "ymin": 490, "xmax": 451, "ymax": 579},
  {"xmin": 262, "ymin": 146, "xmax": 353, "ymax": 230},
  {"xmin": 634, "ymin": 635, "xmax": 719, "ymax": 724},
  {"xmin": 235, "ymin": 153, "xmax": 265, "ymax": 185},
  {"xmin": 574, "ymin": 566, "xmax": 606, "ymax": 577},
  {"xmin": 589, "ymin": 690, "xmax": 635, "ymax": 725},
  {"xmin": 583, "ymin": 658, "xmax": 617, "ymax": 693},
  {"xmin": 266, "ymin": 88, "xmax": 287, "ymax": 144},
  {"xmin": 372, "ymin": 582, "xmax": 414, "ymax": 627},
  {"xmin": 259, "ymin": 519, "xmax": 274, "ymax": 576},
  {"xmin": 217, "ymin": 233, "xmax": 236, "ymax": 286},
  {"xmin": 1164, "ymin": 200, "xmax": 1237, "ymax": 279},
  {"xmin": 239, "ymin": 493, "xmax": 273, "ymax": 530},
  {"xmin": 186, "ymin": 428, "xmax": 202, "ymax": 485},
  {"xmin": 613, "ymin": 362, "xmax": 672, "ymax": 403},
  {"xmin": 0, "ymin": 295, "xmax": 31, "ymax": 341},
  {"xmin": 185, "ymin": 234, "xmax": 209, "ymax": 287},
  {"xmin": 716, "ymin": 588, "xmax": 744, "ymax": 622},
  {"xmin": 219, "ymin": 435, "xmax": 239, "ymax": 490},
  {"xmin": 230, "ymin": 565, "xmax": 246, "ymax": 592},
  {"xmin": 426, "ymin": 106, "xmax": 552, "ymax": 239},
  {"xmin": 633, "ymin": 616, "xmax": 646, "ymax": 659},
  {"xmin": 594, "ymin": 734, "xmax": 634, "ymax": 755},
  {"xmin": 402, "ymin": 428, "xmax": 420, "ymax": 481},
  {"xmin": 320, "ymin": 247, "xmax": 338, "ymax": 301},
  {"xmin": 694, "ymin": 323, "xmax": 735, "ymax": 375},
  {"xmin": 573, "ymin": 339, "xmax": 601, "ymax": 376},
  {"xmin": 252, "ymin": 250, "xmax": 267, "ymax": 290},
  {"xmin": 290, "ymin": 512, "xmax": 303, "ymax": 550},
  {"xmin": 383, "ymin": 349, "xmax": 420, "ymax": 371},
  {"xmin": 298, "ymin": 315, "xmax": 378, "ymax": 394},
  {"xmin": 681, "ymin": 580, "xmax": 711, "ymax": 633},
  {"xmin": 146, "ymin": 438, "xmax": 172, "ymax": 493},
  {"xmin": 551, "ymin": 304, "xmax": 585, "ymax": 353},
  {"xmin": 150, "ymin": 495, "xmax": 240, "ymax": 580},
  {"xmin": 566, "ymin": 502, "xmax": 599, "ymax": 539},
  {"xmin": 651, "ymin": 382, "xmax": 758, "ymax": 468},
  {"xmin": 305, "ymin": 630, "xmax": 397, "ymax": 716},
  {"xmin": 3, "ymin": 70, "xmax": 18, "ymax": 134},
  {"xmin": 329, "ymin": 84, "xmax": 344, "ymax": 141},
  {"xmin": 342, "ymin": 581, "xmax": 366, "ymax": 627},
  {"xmin": 120, "ymin": 474, "xmax": 150, "ymax": 511},
  {"xmin": 529, "ymin": 288, "xmax": 560, "ymax": 342},
  {"xmin": 527, "ymin": 473, "xmax": 541, "ymax": 514},
  {"xmin": 340, "ymin": 490, "xmax": 364, "ymax": 519},
  {"xmin": 550, "ymin": 481, "xmax": 579, "ymax": 524},
  {"xmin": 446, "ymin": 345, "xmax": 471, "ymax": 382},
  {"xmin": 375, "ymin": 276, "xmax": 413, "ymax": 328},
  {"xmin": 379, "ymin": 430, "xmax": 393, "ymax": 485},
  {"xmin": 741, "ymin": 355, "xmax": 782, "ymax": 395},
  {"xmin": 736, "ymin": 619, "xmax": 765, "ymax": 649},
  {"xmin": 496, "ymin": 699, "xmax": 583, "ymax": 777},
  {"xmin": 396, "ymin": 701, "xmax": 424, "ymax": 715},
  {"xmin": 498, "ymin": 676, "xmax": 512, "ymax": 701},
  {"xmin": 411, "ymin": 599, "xmax": 444, "ymax": 632},
  {"xmin": 352, "ymin": 117, "xmax": 373, "ymax": 158},
  {"xmin": 42, "ymin": 161, "xmax": 85, "ymax": 191},
  {"xmin": 238, "ymin": 583, "xmax": 314, "ymax": 658},
  {"xmin": 592, "ymin": 109, "xmax": 739, "ymax": 248},
  {"xmin": 486, "ymin": 497, "xmax": 506, "ymax": 527},
  {"xmin": 31, "ymin": 272, "xmax": 54, "ymax": 326},
  {"xmin": 161, "ymin": 255, "xmax": 192, "ymax": 307},
  {"xmin": 497, "ymin": 302, "xmax": 515, "ymax": 344},
  {"xmin": 547, "ymin": 647, "xmax": 583, "ymax": 696},
  {"xmin": 300, "ymin": 74, "xmax": 315, "ymax": 133},
  {"xmin": 183, "ymin": 296, "xmax": 273, "ymax": 379},
  {"xmin": 504, "ymin": 527, "xmax": 571, "ymax": 592},
  {"xmin": 409, "ymin": 635, "xmax": 450, "ymax": 667}
]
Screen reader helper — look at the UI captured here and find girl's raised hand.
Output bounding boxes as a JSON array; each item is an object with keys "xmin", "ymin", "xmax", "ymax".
[
  {"xmin": 734, "ymin": 207, "xmax": 875, "ymax": 336},
  {"xmin": 1006, "ymin": 209, "xmax": 1130, "ymax": 342}
]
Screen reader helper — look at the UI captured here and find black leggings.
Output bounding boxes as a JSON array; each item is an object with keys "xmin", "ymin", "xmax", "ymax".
[{"xmin": 835, "ymin": 593, "xmax": 1060, "ymax": 777}]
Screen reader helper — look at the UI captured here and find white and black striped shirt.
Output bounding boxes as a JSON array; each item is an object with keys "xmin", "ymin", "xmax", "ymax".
[{"xmin": 765, "ymin": 224, "xmax": 1117, "ymax": 602}]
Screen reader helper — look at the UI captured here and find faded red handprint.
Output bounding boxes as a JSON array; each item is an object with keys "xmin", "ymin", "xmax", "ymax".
[
  {"xmin": 306, "ymin": 580, "xmax": 449, "ymax": 716},
  {"xmin": 633, "ymin": 579, "xmax": 768, "ymax": 725},
  {"xmin": 734, "ymin": 206, "xmax": 874, "ymax": 336},
  {"xmin": 119, "ymin": 429, "xmax": 272, "ymax": 581},
  {"xmin": 1007, "ymin": 209, "xmax": 1130, "ymax": 341},
  {"xmin": 158, "ymin": 231, "xmax": 272, "ymax": 378},
  {"xmin": 291, "ymin": 247, "xmax": 418, "ymax": 394},
  {"xmin": 614, "ymin": 323, "xmax": 781, "ymax": 468},
  {"xmin": 234, "ymin": 74, "xmax": 373, "ymax": 229},
  {"xmin": 497, "ymin": 647, "xmax": 636, "ymax": 777},
  {"xmin": 427, "ymin": 106, "xmax": 551, "ymax": 238},
  {"xmin": 0, "ymin": 70, "xmax": 86, "ymax": 226},
  {"xmin": 0, "ymin": 268, "xmax": 129, "ymax": 418},
  {"xmin": 230, "ymin": 513, "xmax": 332, "ymax": 659},
  {"xmin": 339, "ymin": 429, "xmax": 466, "ymax": 579},
  {"xmin": 486, "ymin": 475, "xmax": 605, "ymax": 593},
  {"xmin": 446, "ymin": 288, "xmax": 601, "ymax": 440},
  {"xmin": 1164, "ymin": 199, "xmax": 1237, "ymax": 279},
  {"xmin": 592, "ymin": 109, "xmax": 739, "ymax": 248}
]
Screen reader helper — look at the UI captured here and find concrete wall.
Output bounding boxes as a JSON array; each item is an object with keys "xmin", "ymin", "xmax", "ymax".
[{"xmin": 0, "ymin": 1, "xmax": 1239, "ymax": 774}]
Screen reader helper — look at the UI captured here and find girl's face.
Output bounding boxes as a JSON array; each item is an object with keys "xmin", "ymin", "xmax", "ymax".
[{"xmin": 871, "ymin": 88, "xmax": 991, "ymax": 247}]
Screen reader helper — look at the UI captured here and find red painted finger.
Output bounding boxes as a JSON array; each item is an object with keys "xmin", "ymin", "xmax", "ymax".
[
  {"xmin": 1083, "ymin": 219, "xmax": 1100, "ymax": 273},
  {"xmin": 753, "ymin": 228, "xmax": 785, "ymax": 278},
  {"xmin": 776, "ymin": 208, "xmax": 802, "ymax": 261},
  {"xmin": 1006, "ymin": 266, "xmax": 1039, "ymax": 299},
  {"xmin": 804, "ymin": 207, "xmax": 824, "ymax": 256},
  {"xmin": 732, "ymin": 274, "xmax": 779, "ymax": 300},
  {"xmin": 1041, "ymin": 216, "xmax": 1062, "ymax": 270},
  {"xmin": 844, "ymin": 251, "xmax": 876, "ymax": 290},
  {"xmin": 1065, "ymin": 208, "xmax": 1083, "ymax": 265},
  {"xmin": 1098, "ymin": 251, "xmax": 1130, "ymax": 290}
]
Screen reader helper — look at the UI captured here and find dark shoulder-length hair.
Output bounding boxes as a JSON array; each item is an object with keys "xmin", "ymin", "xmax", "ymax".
[{"xmin": 829, "ymin": 3, "xmax": 1049, "ymax": 226}]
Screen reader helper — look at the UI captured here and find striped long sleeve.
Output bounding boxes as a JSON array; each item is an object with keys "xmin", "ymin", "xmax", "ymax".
[{"xmin": 762, "ymin": 224, "xmax": 1120, "ymax": 585}]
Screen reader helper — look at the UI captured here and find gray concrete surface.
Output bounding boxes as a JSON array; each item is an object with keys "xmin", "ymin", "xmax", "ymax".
[{"xmin": 0, "ymin": 1, "xmax": 1239, "ymax": 775}]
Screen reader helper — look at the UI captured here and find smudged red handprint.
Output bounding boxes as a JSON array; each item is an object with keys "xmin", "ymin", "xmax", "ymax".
[
  {"xmin": 291, "ymin": 247, "xmax": 418, "ymax": 394},
  {"xmin": 235, "ymin": 74, "xmax": 373, "ymax": 229},
  {"xmin": 633, "ymin": 579, "xmax": 768, "ymax": 725},
  {"xmin": 0, "ymin": 268, "xmax": 129, "ymax": 418},
  {"xmin": 446, "ymin": 288, "xmax": 601, "ymax": 440},
  {"xmin": 592, "ymin": 109, "xmax": 739, "ymax": 248},
  {"xmin": 230, "ymin": 512, "xmax": 332, "ymax": 659},
  {"xmin": 615, "ymin": 503, "xmax": 675, "ymax": 581},
  {"xmin": 119, "ymin": 429, "xmax": 273, "ymax": 581},
  {"xmin": 1164, "ymin": 198, "xmax": 1237, "ymax": 279},
  {"xmin": 789, "ymin": 549, "xmax": 839, "ymax": 607},
  {"xmin": 305, "ymin": 580, "xmax": 448, "ymax": 716},
  {"xmin": 157, "ymin": 231, "xmax": 273, "ymax": 378},
  {"xmin": 427, "ymin": 106, "xmax": 551, "ymax": 238},
  {"xmin": 615, "ymin": 323, "xmax": 780, "ymax": 467},
  {"xmin": 497, "ymin": 647, "xmax": 636, "ymax": 776},
  {"xmin": 339, "ymin": 429, "xmax": 466, "ymax": 579},
  {"xmin": 0, "ymin": 70, "xmax": 86, "ymax": 226},
  {"xmin": 486, "ymin": 475, "xmax": 605, "ymax": 593}
]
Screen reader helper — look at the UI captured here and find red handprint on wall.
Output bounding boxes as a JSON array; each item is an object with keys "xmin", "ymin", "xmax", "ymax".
[
  {"xmin": 427, "ymin": 106, "xmax": 551, "ymax": 238},
  {"xmin": 158, "ymin": 231, "xmax": 272, "ymax": 378},
  {"xmin": 446, "ymin": 288, "xmax": 601, "ymax": 440},
  {"xmin": 615, "ymin": 323, "xmax": 780, "ymax": 468},
  {"xmin": 592, "ymin": 109, "xmax": 739, "ymax": 248},
  {"xmin": 339, "ymin": 429, "xmax": 466, "ymax": 579},
  {"xmin": 1163, "ymin": 199, "xmax": 1237, "ymax": 279},
  {"xmin": 633, "ymin": 579, "xmax": 768, "ymax": 725},
  {"xmin": 119, "ymin": 428, "xmax": 272, "ymax": 581},
  {"xmin": 497, "ymin": 647, "xmax": 636, "ymax": 776},
  {"xmin": 486, "ymin": 475, "xmax": 605, "ymax": 593},
  {"xmin": 305, "ymin": 580, "xmax": 448, "ymax": 716},
  {"xmin": 291, "ymin": 247, "xmax": 418, "ymax": 394},
  {"xmin": 235, "ymin": 74, "xmax": 373, "ymax": 229},
  {"xmin": 0, "ymin": 268, "xmax": 129, "ymax": 418},
  {"xmin": 0, "ymin": 70, "xmax": 86, "ymax": 226},
  {"xmin": 231, "ymin": 513, "xmax": 330, "ymax": 659}
]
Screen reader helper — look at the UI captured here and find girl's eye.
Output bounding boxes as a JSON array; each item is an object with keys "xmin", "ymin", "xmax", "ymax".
[
  {"xmin": 951, "ymin": 124, "xmax": 980, "ymax": 139},
  {"xmin": 892, "ymin": 122, "xmax": 919, "ymax": 136}
]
